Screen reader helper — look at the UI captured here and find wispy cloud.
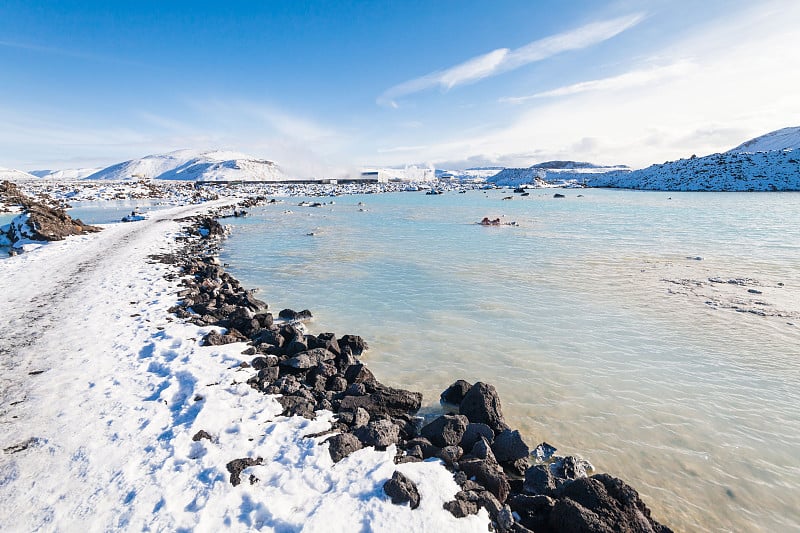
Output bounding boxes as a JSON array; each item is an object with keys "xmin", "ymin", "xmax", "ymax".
[
  {"xmin": 500, "ymin": 60, "xmax": 695, "ymax": 103},
  {"xmin": 377, "ymin": 13, "xmax": 645, "ymax": 107}
]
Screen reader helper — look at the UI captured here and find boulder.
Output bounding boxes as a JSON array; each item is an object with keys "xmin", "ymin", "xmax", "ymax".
[
  {"xmin": 549, "ymin": 474, "xmax": 673, "ymax": 533},
  {"xmin": 444, "ymin": 498, "xmax": 479, "ymax": 518},
  {"xmin": 339, "ymin": 334, "xmax": 369, "ymax": 355},
  {"xmin": 277, "ymin": 396, "xmax": 316, "ymax": 419},
  {"xmin": 343, "ymin": 363, "xmax": 377, "ymax": 386},
  {"xmin": 202, "ymin": 329, "xmax": 247, "ymax": 346},
  {"xmin": 459, "ymin": 456, "xmax": 511, "ymax": 503},
  {"xmin": 281, "ymin": 348, "xmax": 336, "ymax": 369},
  {"xmin": 383, "ymin": 471, "xmax": 421, "ymax": 509},
  {"xmin": 460, "ymin": 423, "xmax": 495, "ymax": 451},
  {"xmin": 353, "ymin": 419, "xmax": 400, "ymax": 449},
  {"xmin": 420, "ymin": 414, "xmax": 469, "ymax": 448},
  {"xmin": 338, "ymin": 385, "xmax": 422, "ymax": 420},
  {"xmin": 492, "ymin": 429, "xmax": 530, "ymax": 463},
  {"xmin": 440, "ymin": 379, "xmax": 472, "ymax": 405},
  {"xmin": 459, "ymin": 382, "xmax": 508, "ymax": 434},
  {"xmin": 325, "ymin": 432, "xmax": 363, "ymax": 463},
  {"xmin": 524, "ymin": 464, "xmax": 557, "ymax": 496}
]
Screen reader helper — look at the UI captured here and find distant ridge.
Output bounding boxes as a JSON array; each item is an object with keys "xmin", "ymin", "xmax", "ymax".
[
  {"xmin": 531, "ymin": 160, "xmax": 629, "ymax": 170},
  {"xmin": 86, "ymin": 149, "xmax": 289, "ymax": 182},
  {"xmin": 587, "ymin": 126, "xmax": 800, "ymax": 191},
  {"xmin": 0, "ymin": 167, "xmax": 38, "ymax": 181},
  {"xmin": 31, "ymin": 168, "xmax": 102, "ymax": 180},
  {"xmin": 728, "ymin": 126, "xmax": 800, "ymax": 153}
]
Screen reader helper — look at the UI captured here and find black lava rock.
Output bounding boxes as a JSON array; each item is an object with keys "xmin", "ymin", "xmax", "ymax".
[{"xmin": 383, "ymin": 471, "xmax": 421, "ymax": 509}]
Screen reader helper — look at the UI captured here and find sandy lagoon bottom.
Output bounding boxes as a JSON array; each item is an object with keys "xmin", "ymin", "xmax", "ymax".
[{"xmin": 219, "ymin": 189, "xmax": 800, "ymax": 532}]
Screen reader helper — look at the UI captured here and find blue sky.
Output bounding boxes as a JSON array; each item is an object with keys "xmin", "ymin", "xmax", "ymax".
[{"xmin": 1, "ymin": 0, "xmax": 799, "ymax": 175}]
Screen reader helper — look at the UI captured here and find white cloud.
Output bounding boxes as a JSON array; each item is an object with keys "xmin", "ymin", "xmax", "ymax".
[
  {"xmin": 377, "ymin": 13, "xmax": 645, "ymax": 107},
  {"xmin": 372, "ymin": 1, "xmax": 800, "ymax": 169},
  {"xmin": 500, "ymin": 60, "xmax": 696, "ymax": 103}
]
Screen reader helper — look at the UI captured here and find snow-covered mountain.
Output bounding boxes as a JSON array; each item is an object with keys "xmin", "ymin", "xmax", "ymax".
[
  {"xmin": 728, "ymin": 126, "xmax": 800, "ymax": 153},
  {"xmin": 487, "ymin": 161, "xmax": 628, "ymax": 187},
  {"xmin": 30, "ymin": 168, "xmax": 102, "ymax": 180},
  {"xmin": 588, "ymin": 150, "xmax": 800, "ymax": 191},
  {"xmin": 0, "ymin": 167, "xmax": 38, "ymax": 181},
  {"xmin": 86, "ymin": 149, "xmax": 289, "ymax": 182}
]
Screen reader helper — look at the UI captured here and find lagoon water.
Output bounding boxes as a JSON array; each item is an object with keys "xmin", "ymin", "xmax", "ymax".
[{"xmin": 220, "ymin": 188, "xmax": 800, "ymax": 532}]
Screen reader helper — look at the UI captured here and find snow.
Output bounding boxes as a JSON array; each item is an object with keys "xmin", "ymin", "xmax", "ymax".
[
  {"xmin": 86, "ymin": 149, "xmax": 290, "ymax": 182},
  {"xmin": 486, "ymin": 162, "xmax": 627, "ymax": 187},
  {"xmin": 588, "ymin": 149, "xmax": 800, "ymax": 191},
  {"xmin": 728, "ymin": 126, "xmax": 800, "ymax": 153},
  {"xmin": 30, "ymin": 168, "xmax": 103, "ymax": 180},
  {"xmin": 0, "ymin": 167, "xmax": 38, "ymax": 181},
  {"xmin": 0, "ymin": 201, "xmax": 488, "ymax": 531}
]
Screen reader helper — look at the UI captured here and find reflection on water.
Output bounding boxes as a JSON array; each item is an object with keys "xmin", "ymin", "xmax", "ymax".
[{"xmin": 220, "ymin": 189, "xmax": 800, "ymax": 532}]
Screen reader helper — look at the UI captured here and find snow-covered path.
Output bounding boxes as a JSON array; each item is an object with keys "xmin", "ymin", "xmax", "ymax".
[{"xmin": 0, "ymin": 203, "xmax": 485, "ymax": 532}]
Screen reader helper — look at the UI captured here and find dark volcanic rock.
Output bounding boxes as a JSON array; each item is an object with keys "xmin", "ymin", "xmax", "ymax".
[
  {"xmin": 524, "ymin": 464, "xmax": 557, "ymax": 496},
  {"xmin": 277, "ymin": 396, "xmax": 316, "ymax": 419},
  {"xmin": 459, "ymin": 456, "xmax": 511, "ymax": 503},
  {"xmin": 226, "ymin": 456, "xmax": 263, "ymax": 486},
  {"xmin": 202, "ymin": 329, "xmax": 247, "ymax": 346},
  {"xmin": 353, "ymin": 419, "xmax": 400, "ymax": 448},
  {"xmin": 440, "ymin": 379, "xmax": 472, "ymax": 405},
  {"xmin": 191, "ymin": 430, "xmax": 213, "ymax": 442},
  {"xmin": 444, "ymin": 498, "xmax": 479, "ymax": 518},
  {"xmin": 420, "ymin": 414, "xmax": 469, "ymax": 448},
  {"xmin": 343, "ymin": 363, "xmax": 377, "ymax": 386},
  {"xmin": 1, "ymin": 196, "xmax": 101, "ymax": 249},
  {"xmin": 492, "ymin": 429, "xmax": 530, "ymax": 463},
  {"xmin": 509, "ymin": 494, "xmax": 556, "ymax": 531},
  {"xmin": 549, "ymin": 474, "xmax": 673, "ymax": 533},
  {"xmin": 459, "ymin": 382, "xmax": 508, "ymax": 434},
  {"xmin": 460, "ymin": 423, "xmax": 495, "ymax": 451},
  {"xmin": 325, "ymin": 432, "xmax": 363, "ymax": 463},
  {"xmin": 383, "ymin": 471, "xmax": 421, "ymax": 509},
  {"xmin": 338, "ymin": 334, "xmax": 369, "ymax": 355},
  {"xmin": 339, "ymin": 385, "xmax": 422, "ymax": 420},
  {"xmin": 281, "ymin": 348, "xmax": 336, "ymax": 369}
]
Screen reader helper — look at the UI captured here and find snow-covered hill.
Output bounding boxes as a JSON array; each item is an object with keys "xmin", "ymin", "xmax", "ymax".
[
  {"xmin": 30, "ymin": 168, "xmax": 103, "ymax": 180},
  {"xmin": 728, "ymin": 126, "xmax": 800, "ymax": 153},
  {"xmin": 0, "ymin": 167, "xmax": 38, "ymax": 181},
  {"xmin": 487, "ymin": 161, "xmax": 628, "ymax": 187},
  {"xmin": 86, "ymin": 149, "xmax": 289, "ymax": 182},
  {"xmin": 588, "ymin": 150, "xmax": 800, "ymax": 191}
]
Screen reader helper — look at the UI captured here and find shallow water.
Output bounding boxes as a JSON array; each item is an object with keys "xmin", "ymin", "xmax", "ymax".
[
  {"xmin": 67, "ymin": 199, "xmax": 170, "ymax": 225},
  {"xmin": 220, "ymin": 189, "xmax": 800, "ymax": 532}
]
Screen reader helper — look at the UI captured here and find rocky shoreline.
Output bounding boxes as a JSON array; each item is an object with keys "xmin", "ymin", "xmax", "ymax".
[{"xmin": 155, "ymin": 206, "xmax": 673, "ymax": 533}]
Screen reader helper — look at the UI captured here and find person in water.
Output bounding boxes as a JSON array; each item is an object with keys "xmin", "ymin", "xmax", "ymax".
[{"xmin": 480, "ymin": 217, "xmax": 501, "ymax": 226}]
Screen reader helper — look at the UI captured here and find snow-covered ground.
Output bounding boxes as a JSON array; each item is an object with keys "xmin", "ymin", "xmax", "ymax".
[{"xmin": 0, "ymin": 201, "xmax": 487, "ymax": 532}]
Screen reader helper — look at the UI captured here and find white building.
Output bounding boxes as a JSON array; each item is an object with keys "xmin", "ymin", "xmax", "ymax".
[{"xmin": 359, "ymin": 165, "xmax": 435, "ymax": 182}]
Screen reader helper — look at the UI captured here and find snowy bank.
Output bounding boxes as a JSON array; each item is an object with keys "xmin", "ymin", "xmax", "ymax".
[{"xmin": 0, "ymin": 200, "xmax": 487, "ymax": 532}]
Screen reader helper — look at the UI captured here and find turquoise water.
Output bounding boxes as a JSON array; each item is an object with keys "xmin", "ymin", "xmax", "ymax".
[
  {"xmin": 67, "ymin": 199, "xmax": 169, "ymax": 225},
  {"xmin": 220, "ymin": 189, "xmax": 800, "ymax": 532}
]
